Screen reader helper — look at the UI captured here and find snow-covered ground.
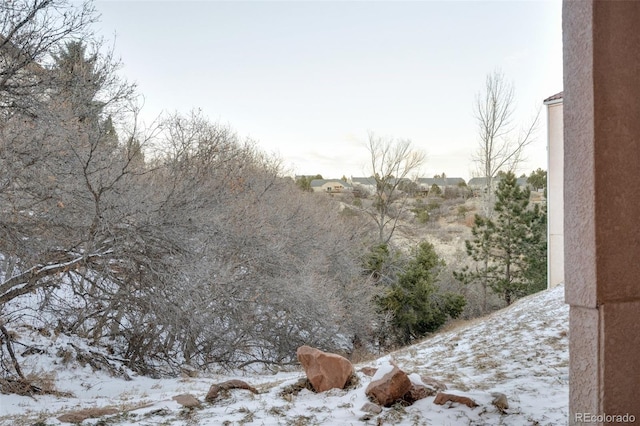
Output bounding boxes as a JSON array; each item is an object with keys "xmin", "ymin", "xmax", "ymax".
[{"xmin": 0, "ymin": 285, "xmax": 568, "ymax": 425}]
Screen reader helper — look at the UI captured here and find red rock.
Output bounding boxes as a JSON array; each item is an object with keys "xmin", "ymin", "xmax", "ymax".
[
  {"xmin": 420, "ymin": 375, "xmax": 447, "ymax": 392},
  {"xmin": 172, "ymin": 394, "xmax": 201, "ymax": 408},
  {"xmin": 205, "ymin": 380, "xmax": 258, "ymax": 402},
  {"xmin": 433, "ymin": 392, "xmax": 478, "ymax": 408},
  {"xmin": 296, "ymin": 345, "xmax": 354, "ymax": 392},
  {"xmin": 361, "ymin": 402, "xmax": 383, "ymax": 414},
  {"xmin": 57, "ymin": 408, "xmax": 119, "ymax": 423},
  {"xmin": 403, "ymin": 383, "xmax": 434, "ymax": 403},
  {"xmin": 359, "ymin": 366, "xmax": 378, "ymax": 377},
  {"xmin": 365, "ymin": 366, "xmax": 412, "ymax": 407}
]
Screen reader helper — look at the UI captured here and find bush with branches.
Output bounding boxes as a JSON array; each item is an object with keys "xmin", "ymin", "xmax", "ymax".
[{"xmin": 0, "ymin": 0, "xmax": 380, "ymax": 382}]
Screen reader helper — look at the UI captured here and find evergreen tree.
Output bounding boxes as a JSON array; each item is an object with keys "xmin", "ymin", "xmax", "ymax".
[
  {"xmin": 51, "ymin": 41, "xmax": 120, "ymax": 155},
  {"xmin": 51, "ymin": 41, "xmax": 105, "ymax": 121},
  {"xmin": 295, "ymin": 176, "xmax": 310, "ymax": 191},
  {"xmin": 527, "ymin": 168, "xmax": 547, "ymax": 192},
  {"xmin": 364, "ymin": 242, "xmax": 391, "ymax": 282},
  {"xmin": 454, "ymin": 214, "xmax": 497, "ymax": 312},
  {"xmin": 490, "ymin": 171, "xmax": 532, "ymax": 304},
  {"xmin": 456, "ymin": 171, "xmax": 547, "ymax": 306},
  {"xmin": 522, "ymin": 202, "xmax": 548, "ymax": 294},
  {"xmin": 379, "ymin": 241, "xmax": 466, "ymax": 344},
  {"xmin": 295, "ymin": 174, "xmax": 322, "ymax": 192},
  {"xmin": 429, "ymin": 183, "xmax": 442, "ymax": 196}
]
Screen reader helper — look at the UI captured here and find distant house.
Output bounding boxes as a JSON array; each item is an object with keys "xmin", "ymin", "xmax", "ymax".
[
  {"xmin": 417, "ymin": 177, "xmax": 466, "ymax": 193},
  {"xmin": 350, "ymin": 176, "xmax": 377, "ymax": 195},
  {"xmin": 388, "ymin": 177, "xmax": 419, "ymax": 195},
  {"xmin": 388, "ymin": 177, "xmax": 413, "ymax": 186},
  {"xmin": 467, "ymin": 177, "xmax": 498, "ymax": 188},
  {"xmin": 516, "ymin": 177, "xmax": 530, "ymax": 189},
  {"xmin": 310, "ymin": 179, "xmax": 352, "ymax": 193},
  {"xmin": 468, "ymin": 176, "xmax": 495, "ymax": 197},
  {"xmin": 468, "ymin": 176, "xmax": 529, "ymax": 195}
]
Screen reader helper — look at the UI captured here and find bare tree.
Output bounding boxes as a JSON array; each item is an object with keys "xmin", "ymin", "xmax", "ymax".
[
  {"xmin": 0, "ymin": 1, "xmax": 382, "ymax": 380},
  {"xmin": 1, "ymin": 102, "xmax": 380, "ymax": 376},
  {"xmin": 464, "ymin": 71, "xmax": 540, "ymax": 313},
  {"xmin": 365, "ymin": 132, "xmax": 425, "ymax": 244},
  {"xmin": 1, "ymin": 0, "xmax": 97, "ymax": 114},
  {"xmin": 149, "ymin": 113, "xmax": 379, "ymax": 368},
  {"xmin": 472, "ymin": 70, "xmax": 539, "ymax": 215}
]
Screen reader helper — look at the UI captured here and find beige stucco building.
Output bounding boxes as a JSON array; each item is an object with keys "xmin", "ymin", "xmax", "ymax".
[
  {"xmin": 544, "ymin": 93, "xmax": 564, "ymax": 289},
  {"xmin": 564, "ymin": 1, "xmax": 640, "ymax": 422}
]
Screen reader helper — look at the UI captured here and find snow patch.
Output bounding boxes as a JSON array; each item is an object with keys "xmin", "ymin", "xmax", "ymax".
[{"xmin": 0, "ymin": 285, "xmax": 569, "ymax": 425}]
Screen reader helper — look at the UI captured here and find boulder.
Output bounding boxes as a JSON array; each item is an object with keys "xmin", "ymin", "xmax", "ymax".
[
  {"xmin": 296, "ymin": 345, "xmax": 354, "ymax": 392},
  {"xmin": 365, "ymin": 366, "xmax": 412, "ymax": 407},
  {"xmin": 491, "ymin": 392, "xmax": 509, "ymax": 412},
  {"xmin": 404, "ymin": 373, "xmax": 436, "ymax": 403},
  {"xmin": 205, "ymin": 380, "xmax": 258, "ymax": 403},
  {"xmin": 57, "ymin": 408, "xmax": 119, "ymax": 423},
  {"xmin": 433, "ymin": 392, "xmax": 478, "ymax": 408},
  {"xmin": 361, "ymin": 402, "xmax": 383, "ymax": 414},
  {"xmin": 359, "ymin": 366, "xmax": 378, "ymax": 377},
  {"xmin": 420, "ymin": 375, "xmax": 447, "ymax": 392},
  {"xmin": 172, "ymin": 394, "xmax": 201, "ymax": 408},
  {"xmin": 403, "ymin": 383, "xmax": 434, "ymax": 404}
]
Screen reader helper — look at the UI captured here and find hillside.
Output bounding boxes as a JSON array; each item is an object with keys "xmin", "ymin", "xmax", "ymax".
[{"xmin": 0, "ymin": 285, "xmax": 568, "ymax": 425}]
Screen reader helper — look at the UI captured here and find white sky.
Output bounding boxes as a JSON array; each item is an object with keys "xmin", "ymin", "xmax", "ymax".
[{"xmin": 94, "ymin": 0, "xmax": 563, "ymax": 181}]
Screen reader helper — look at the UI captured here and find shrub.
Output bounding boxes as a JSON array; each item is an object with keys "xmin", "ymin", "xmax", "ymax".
[
  {"xmin": 377, "ymin": 242, "xmax": 466, "ymax": 345},
  {"xmin": 457, "ymin": 205, "xmax": 470, "ymax": 218},
  {"xmin": 415, "ymin": 210, "xmax": 430, "ymax": 224}
]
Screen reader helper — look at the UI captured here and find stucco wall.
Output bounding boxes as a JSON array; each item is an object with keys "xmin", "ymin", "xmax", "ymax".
[
  {"xmin": 547, "ymin": 101, "xmax": 564, "ymax": 289},
  {"xmin": 564, "ymin": 0, "xmax": 640, "ymax": 422}
]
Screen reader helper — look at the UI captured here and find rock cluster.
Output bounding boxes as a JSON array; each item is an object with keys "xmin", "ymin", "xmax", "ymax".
[
  {"xmin": 56, "ymin": 346, "xmax": 509, "ymax": 424},
  {"xmin": 294, "ymin": 347, "xmax": 505, "ymax": 414}
]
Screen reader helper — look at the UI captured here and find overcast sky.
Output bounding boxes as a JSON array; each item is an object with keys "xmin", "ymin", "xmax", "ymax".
[{"xmin": 94, "ymin": 0, "xmax": 562, "ymax": 181}]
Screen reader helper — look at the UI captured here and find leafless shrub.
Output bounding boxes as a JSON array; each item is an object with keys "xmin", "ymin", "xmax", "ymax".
[{"xmin": 1, "ymin": 1, "xmax": 381, "ymax": 380}]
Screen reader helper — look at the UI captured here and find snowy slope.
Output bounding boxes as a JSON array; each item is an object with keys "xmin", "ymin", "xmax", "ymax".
[{"xmin": 0, "ymin": 285, "xmax": 568, "ymax": 426}]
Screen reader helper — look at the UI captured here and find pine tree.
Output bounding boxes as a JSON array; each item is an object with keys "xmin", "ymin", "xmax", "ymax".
[
  {"xmin": 522, "ymin": 202, "xmax": 548, "ymax": 294},
  {"xmin": 456, "ymin": 171, "xmax": 547, "ymax": 306},
  {"xmin": 51, "ymin": 41, "xmax": 105, "ymax": 121},
  {"xmin": 454, "ymin": 214, "xmax": 497, "ymax": 312},
  {"xmin": 379, "ymin": 241, "xmax": 466, "ymax": 344},
  {"xmin": 51, "ymin": 42, "xmax": 122, "ymax": 157},
  {"xmin": 527, "ymin": 168, "xmax": 547, "ymax": 192},
  {"xmin": 490, "ymin": 171, "xmax": 531, "ymax": 304}
]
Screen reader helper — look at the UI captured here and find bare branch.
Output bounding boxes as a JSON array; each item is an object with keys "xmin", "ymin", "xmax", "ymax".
[
  {"xmin": 0, "ymin": 250, "xmax": 113, "ymax": 304},
  {"xmin": 365, "ymin": 132, "xmax": 425, "ymax": 244},
  {"xmin": 472, "ymin": 70, "xmax": 539, "ymax": 215}
]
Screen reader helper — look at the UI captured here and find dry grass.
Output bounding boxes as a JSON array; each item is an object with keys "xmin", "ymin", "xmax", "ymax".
[
  {"xmin": 473, "ymin": 352, "xmax": 501, "ymax": 371},
  {"xmin": 437, "ymin": 315, "xmax": 490, "ymax": 334},
  {"xmin": 0, "ymin": 371, "xmax": 73, "ymax": 398},
  {"xmin": 278, "ymin": 378, "xmax": 314, "ymax": 399}
]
